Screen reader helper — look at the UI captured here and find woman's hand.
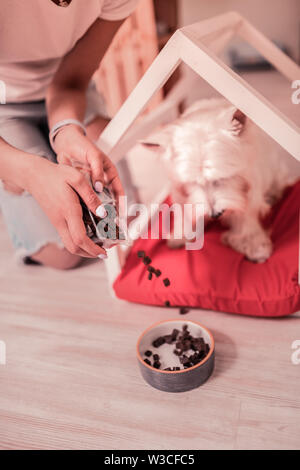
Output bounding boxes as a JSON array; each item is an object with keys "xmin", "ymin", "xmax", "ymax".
[
  {"xmin": 53, "ymin": 125, "xmax": 124, "ymax": 201},
  {"xmin": 25, "ymin": 157, "xmax": 108, "ymax": 258}
]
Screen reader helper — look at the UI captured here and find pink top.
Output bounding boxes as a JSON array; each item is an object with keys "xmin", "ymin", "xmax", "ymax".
[{"xmin": 0, "ymin": 0, "xmax": 139, "ymax": 103}]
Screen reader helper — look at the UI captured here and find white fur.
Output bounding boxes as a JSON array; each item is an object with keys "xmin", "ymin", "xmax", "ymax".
[{"xmin": 144, "ymin": 98, "xmax": 294, "ymax": 262}]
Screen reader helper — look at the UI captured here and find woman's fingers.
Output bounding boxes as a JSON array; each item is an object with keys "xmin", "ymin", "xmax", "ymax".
[
  {"xmin": 103, "ymin": 155, "xmax": 125, "ymax": 211},
  {"xmin": 58, "ymin": 175, "xmax": 107, "ymax": 258},
  {"xmin": 56, "ymin": 220, "xmax": 95, "ymax": 258},
  {"xmin": 65, "ymin": 203, "xmax": 107, "ymax": 258},
  {"xmin": 58, "ymin": 152, "xmax": 92, "ymax": 175},
  {"xmin": 57, "ymin": 151, "xmax": 72, "ymax": 166},
  {"xmin": 66, "ymin": 167, "xmax": 105, "ymax": 216},
  {"xmin": 86, "ymin": 148, "xmax": 105, "ymax": 189}
]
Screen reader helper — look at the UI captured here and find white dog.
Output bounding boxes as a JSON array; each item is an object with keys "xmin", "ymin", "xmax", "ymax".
[{"xmin": 143, "ymin": 98, "xmax": 293, "ymax": 263}]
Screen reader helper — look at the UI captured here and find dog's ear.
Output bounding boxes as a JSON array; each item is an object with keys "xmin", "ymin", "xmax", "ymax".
[{"xmin": 230, "ymin": 109, "xmax": 247, "ymax": 136}]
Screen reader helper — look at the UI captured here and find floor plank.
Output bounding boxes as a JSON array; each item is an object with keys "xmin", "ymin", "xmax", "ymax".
[{"xmin": 0, "ymin": 215, "xmax": 299, "ymax": 449}]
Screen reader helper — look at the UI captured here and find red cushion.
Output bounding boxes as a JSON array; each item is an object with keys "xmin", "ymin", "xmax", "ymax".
[{"xmin": 113, "ymin": 182, "xmax": 300, "ymax": 317}]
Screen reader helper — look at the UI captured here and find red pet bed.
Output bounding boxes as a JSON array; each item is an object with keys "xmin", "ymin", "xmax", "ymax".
[{"xmin": 113, "ymin": 182, "xmax": 300, "ymax": 317}]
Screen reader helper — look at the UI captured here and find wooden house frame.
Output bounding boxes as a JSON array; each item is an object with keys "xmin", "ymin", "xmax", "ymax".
[{"xmin": 95, "ymin": 11, "xmax": 300, "ymax": 288}]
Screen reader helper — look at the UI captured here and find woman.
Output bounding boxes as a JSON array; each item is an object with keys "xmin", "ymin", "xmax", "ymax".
[{"xmin": 0, "ymin": 0, "xmax": 138, "ymax": 268}]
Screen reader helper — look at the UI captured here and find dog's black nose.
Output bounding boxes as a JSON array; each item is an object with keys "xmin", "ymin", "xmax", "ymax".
[{"xmin": 211, "ymin": 210, "xmax": 224, "ymax": 219}]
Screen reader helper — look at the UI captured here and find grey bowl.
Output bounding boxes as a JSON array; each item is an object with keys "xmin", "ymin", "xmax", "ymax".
[{"xmin": 136, "ymin": 319, "xmax": 215, "ymax": 393}]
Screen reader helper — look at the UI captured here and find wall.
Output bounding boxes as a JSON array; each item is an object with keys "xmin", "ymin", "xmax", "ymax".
[{"xmin": 178, "ymin": 0, "xmax": 300, "ymax": 62}]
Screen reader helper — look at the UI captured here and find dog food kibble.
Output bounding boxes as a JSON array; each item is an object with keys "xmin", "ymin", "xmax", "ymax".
[
  {"xmin": 152, "ymin": 336, "xmax": 166, "ymax": 348},
  {"xmin": 183, "ymin": 339, "xmax": 192, "ymax": 351},
  {"xmin": 180, "ymin": 307, "xmax": 190, "ymax": 315},
  {"xmin": 193, "ymin": 337, "xmax": 205, "ymax": 352},
  {"xmin": 163, "ymin": 334, "xmax": 173, "ymax": 344},
  {"xmin": 171, "ymin": 328, "xmax": 179, "ymax": 341},
  {"xmin": 149, "ymin": 324, "xmax": 210, "ymax": 371},
  {"xmin": 180, "ymin": 355, "xmax": 190, "ymax": 365},
  {"xmin": 184, "ymin": 363, "xmax": 193, "ymax": 369},
  {"xmin": 137, "ymin": 253, "xmax": 206, "ymax": 370},
  {"xmin": 137, "ymin": 252, "xmax": 179, "ymax": 314},
  {"xmin": 147, "ymin": 266, "xmax": 155, "ymax": 273}
]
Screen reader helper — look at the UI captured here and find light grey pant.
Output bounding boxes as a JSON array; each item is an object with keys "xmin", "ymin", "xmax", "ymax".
[{"xmin": 0, "ymin": 84, "xmax": 124, "ymax": 259}]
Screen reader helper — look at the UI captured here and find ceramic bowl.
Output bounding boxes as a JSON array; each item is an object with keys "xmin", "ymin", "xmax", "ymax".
[{"xmin": 137, "ymin": 319, "xmax": 215, "ymax": 392}]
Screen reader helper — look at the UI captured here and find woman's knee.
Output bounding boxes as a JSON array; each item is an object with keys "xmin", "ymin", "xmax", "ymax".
[{"xmin": 30, "ymin": 243, "xmax": 82, "ymax": 270}]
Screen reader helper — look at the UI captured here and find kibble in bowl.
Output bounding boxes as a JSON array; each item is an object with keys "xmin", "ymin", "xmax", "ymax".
[{"xmin": 137, "ymin": 320, "xmax": 215, "ymax": 392}]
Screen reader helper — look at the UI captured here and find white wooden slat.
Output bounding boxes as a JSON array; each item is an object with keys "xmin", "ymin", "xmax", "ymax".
[
  {"xmin": 238, "ymin": 18, "xmax": 300, "ymax": 82},
  {"xmin": 201, "ymin": 28, "xmax": 236, "ymax": 56},
  {"xmin": 180, "ymin": 11, "xmax": 242, "ymax": 41},
  {"xmin": 103, "ymin": 74, "xmax": 193, "ymax": 164},
  {"xmin": 97, "ymin": 31, "xmax": 182, "ymax": 157},
  {"xmin": 179, "ymin": 31, "xmax": 300, "ymax": 162}
]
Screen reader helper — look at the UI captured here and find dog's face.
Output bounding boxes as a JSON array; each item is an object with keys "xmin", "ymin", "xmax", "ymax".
[{"xmin": 143, "ymin": 99, "xmax": 251, "ymax": 217}]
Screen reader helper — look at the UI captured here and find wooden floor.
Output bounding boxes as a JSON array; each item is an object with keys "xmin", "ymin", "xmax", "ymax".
[
  {"xmin": 0, "ymin": 214, "xmax": 299, "ymax": 450},
  {"xmin": 0, "ymin": 70, "xmax": 300, "ymax": 450}
]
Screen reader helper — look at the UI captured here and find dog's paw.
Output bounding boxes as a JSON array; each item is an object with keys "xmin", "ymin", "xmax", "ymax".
[
  {"xmin": 222, "ymin": 230, "xmax": 272, "ymax": 263},
  {"xmin": 245, "ymin": 237, "xmax": 273, "ymax": 263},
  {"xmin": 167, "ymin": 238, "xmax": 185, "ymax": 249}
]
